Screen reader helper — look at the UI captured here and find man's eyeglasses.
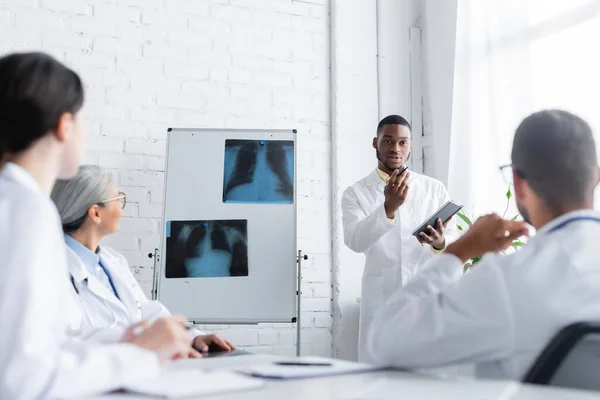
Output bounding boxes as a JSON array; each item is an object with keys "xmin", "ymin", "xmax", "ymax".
[
  {"xmin": 99, "ymin": 192, "xmax": 127, "ymax": 209},
  {"xmin": 499, "ymin": 164, "xmax": 526, "ymax": 185}
]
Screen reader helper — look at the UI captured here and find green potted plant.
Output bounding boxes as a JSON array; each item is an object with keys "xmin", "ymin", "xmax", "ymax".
[{"xmin": 456, "ymin": 186, "xmax": 526, "ymax": 272}]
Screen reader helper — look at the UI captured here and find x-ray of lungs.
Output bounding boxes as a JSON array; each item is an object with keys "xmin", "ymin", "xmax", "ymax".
[
  {"xmin": 223, "ymin": 139, "xmax": 294, "ymax": 204},
  {"xmin": 165, "ymin": 220, "xmax": 248, "ymax": 279}
]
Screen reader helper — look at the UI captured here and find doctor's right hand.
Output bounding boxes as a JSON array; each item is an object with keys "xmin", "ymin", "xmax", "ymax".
[
  {"xmin": 384, "ymin": 167, "xmax": 410, "ymax": 218},
  {"xmin": 122, "ymin": 316, "xmax": 201, "ymax": 361},
  {"xmin": 445, "ymin": 213, "xmax": 529, "ymax": 263}
]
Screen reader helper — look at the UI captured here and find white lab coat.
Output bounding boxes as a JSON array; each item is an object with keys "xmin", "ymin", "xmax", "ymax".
[
  {"xmin": 66, "ymin": 245, "xmax": 203, "ymax": 342},
  {"xmin": 367, "ymin": 210, "xmax": 600, "ymax": 381},
  {"xmin": 341, "ymin": 169, "xmax": 460, "ymax": 361},
  {"xmin": 0, "ymin": 163, "xmax": 160, "ymax": 400}
]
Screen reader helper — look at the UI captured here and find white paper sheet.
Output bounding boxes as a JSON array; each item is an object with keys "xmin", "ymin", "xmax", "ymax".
[
  {"xmin": 122, "ymin": 369, "xmax": 265, "ymax": 398},
  {"xmin": 341, "ymin": 378, "xmax": 520, "ymax": 400}
]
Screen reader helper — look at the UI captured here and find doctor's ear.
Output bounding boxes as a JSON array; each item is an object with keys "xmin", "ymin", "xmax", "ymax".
[
  {"xmin": 372, "ymin": 137, "xmax": 377, "ymax": 149},
  {"xmin": 87, "ymin": 204, "xmax": 103, "ymax": 225}
]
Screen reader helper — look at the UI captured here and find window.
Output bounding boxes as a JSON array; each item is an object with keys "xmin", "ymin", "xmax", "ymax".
[{"xmin": 449, "ymin": 0, "xmax": 600, "ymax": 215}]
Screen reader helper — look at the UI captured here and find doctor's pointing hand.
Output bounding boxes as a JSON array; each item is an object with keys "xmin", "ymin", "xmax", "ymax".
[
  {"xmin": 383, "ymin": 167, "xmax": 410, "ymax": 217},
  {"xmin": 444, "ymin": 213, "xmax": 529, "ymax": 263}
]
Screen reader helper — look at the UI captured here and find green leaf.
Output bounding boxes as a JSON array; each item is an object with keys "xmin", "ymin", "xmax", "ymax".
[
  {"xmin": 471, "ymin": 256, "xmax": 482, "ymax": 264},
  {"xmin": 457, "ymin": 225, "xmax": 463, "ymax": 231},
  {"xmin": 511, "ymin": 214, "xmax": 520, "ymax": 221},
  {"xmin": 463, "ymin": 263, "xmax": 472, "ymax": 273},
  {"xmin": 506, "ymin": 186, "xmax": 513, "ymax": 200},
  {"xmin": 457, "ymin": 212, "xmax": 473, "ymax": 227},
  {"xmin": 512, "ymin": 241, "xmax": 525, "ymax": 248}
]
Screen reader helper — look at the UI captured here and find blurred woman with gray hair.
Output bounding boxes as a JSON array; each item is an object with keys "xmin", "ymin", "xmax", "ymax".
[{"xmin": 51, "ymin": 165, "xmax": 235, "ymax": 354}]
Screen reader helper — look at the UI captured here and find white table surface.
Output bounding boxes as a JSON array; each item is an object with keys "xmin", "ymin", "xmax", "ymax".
[{"xmin": 89, "ymin": 354, "xmax": 599, "ymax": 400}]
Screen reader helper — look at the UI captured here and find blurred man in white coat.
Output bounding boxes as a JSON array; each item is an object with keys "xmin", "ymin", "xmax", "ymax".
[
  {"xmin": 368, "ymin": 109, "xmax": 600, "ymax": 381},
  {"xmin": 341, "ymin": 115, "xmax": 460, "ymax": 361}
]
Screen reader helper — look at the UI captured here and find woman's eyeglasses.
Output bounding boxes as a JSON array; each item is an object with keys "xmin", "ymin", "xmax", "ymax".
[{"xmin": 99, "ymin": 192, "xmax": 127, "ymax": 209}]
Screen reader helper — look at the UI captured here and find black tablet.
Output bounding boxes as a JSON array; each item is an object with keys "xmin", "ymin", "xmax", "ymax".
[{"xmin": 412, "ymin": 201, "xmax": 463, "ymax": 237}]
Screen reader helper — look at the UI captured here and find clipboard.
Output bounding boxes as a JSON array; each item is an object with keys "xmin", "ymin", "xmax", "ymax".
[{"xmin": 412, "ymin": 200, "xmax": 463, "ymax": 237}]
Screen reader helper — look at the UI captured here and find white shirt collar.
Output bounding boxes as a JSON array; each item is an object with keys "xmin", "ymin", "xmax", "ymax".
[
  {"xmin": 65, "ymin": 234, "xmax": 101, "ymax": 275},
  {"xmin": 366, "ymin": 167, "xmax": 417, "ymax": 187},
  {"xmin": 0, "ymin": 162, "xmax": 43, "ymax": 196}
]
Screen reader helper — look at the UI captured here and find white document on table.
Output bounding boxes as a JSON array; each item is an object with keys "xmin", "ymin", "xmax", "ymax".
[
  {"xmin": 121, "ymin": 369, "xmax": 265, "ymax": 398},
  {"xmin": 341, "ymin": 377, "xmax": 520, "ymax": 400},
  {"xmin": 238, "ymin": 356, "xmax": 384, "ymax": 380}
]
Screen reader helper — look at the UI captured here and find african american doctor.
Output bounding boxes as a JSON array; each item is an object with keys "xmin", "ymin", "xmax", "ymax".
[{"xmin": 341, "ymin": 114, "xmax": 460, "ymax": 361}]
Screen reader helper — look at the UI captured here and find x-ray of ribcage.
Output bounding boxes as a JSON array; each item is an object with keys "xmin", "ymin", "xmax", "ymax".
[
  {"xmin": 223, "ymin": 139, "xmax": 294, "ymax": 203},
  {"xmin": 165, "ymin": 220, "xmax": 248, "ymax": 279}
]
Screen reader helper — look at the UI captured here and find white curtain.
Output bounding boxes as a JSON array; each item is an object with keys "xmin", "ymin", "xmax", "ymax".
[{"xmin": 448, "ymin": 0, "xmax": 600, "ymax": 217}]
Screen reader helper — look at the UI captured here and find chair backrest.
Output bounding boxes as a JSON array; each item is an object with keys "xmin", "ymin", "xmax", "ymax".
[{"xmin": 523, "ymin": 322, "xmax": 600, "ymax": 391}]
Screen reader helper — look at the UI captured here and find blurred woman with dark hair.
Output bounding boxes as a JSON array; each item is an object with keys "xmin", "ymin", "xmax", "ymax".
[{"xmin": 0, "ymin": 52, "xmax": 194, "ymax": 399}]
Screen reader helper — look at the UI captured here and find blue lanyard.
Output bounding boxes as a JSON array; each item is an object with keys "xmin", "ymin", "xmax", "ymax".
[
  {"xmin": 98, "ymin": 259, "xmax": 121, "ymax": 301},
  {"xmin": 548, "ymin": 216, "xmax": 600, "ymax": 233}
]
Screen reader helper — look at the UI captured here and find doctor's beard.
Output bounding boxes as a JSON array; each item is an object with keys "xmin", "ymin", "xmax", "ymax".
[
  {"xmin": 376, "ymin": 149, "xmax": 408, "ymax": 173},
  {"xmin": 516, "ymin": 200, "xmax": 532, "ymax": 226}
]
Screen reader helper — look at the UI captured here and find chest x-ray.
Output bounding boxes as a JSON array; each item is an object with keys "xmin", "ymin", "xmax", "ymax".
[
  {"xmin": 223, "ymin": 139, "xmax": 294, "ymax": 203},
  {"xmin": 165, "ymin": 220, "xmax": 248, "ymax": 279}
]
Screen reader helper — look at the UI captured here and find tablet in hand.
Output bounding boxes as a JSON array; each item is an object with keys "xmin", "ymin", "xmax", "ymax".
[{"xmin": 412, "ymin": 201, "xmax": 463, "ymax": 237}]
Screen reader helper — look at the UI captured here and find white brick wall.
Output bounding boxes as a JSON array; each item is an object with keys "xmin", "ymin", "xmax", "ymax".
[{"xmin": 0, "ymin": 0, "xmax": 331, "ymax": 357}]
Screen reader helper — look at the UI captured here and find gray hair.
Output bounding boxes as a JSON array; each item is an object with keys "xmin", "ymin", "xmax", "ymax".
[
  {"xmin": 511, "ymin": 109, "xmax": 598, "ymax": 212},
  {"xmin": 50, "ymin": 165, "xmax": 116, "ymax": 233}
]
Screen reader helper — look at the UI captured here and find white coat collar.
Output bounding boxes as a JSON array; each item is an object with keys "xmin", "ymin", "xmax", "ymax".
[
  {"xmin": 534, "ymin": 209, "xmax": 600, "ymax": 237},
  {"xmin": 96, "ymin": 246, "xmax": 142, "ymax": 321},
  {"xmin": 65, "ymin": 234, "xmax": 101, "ymax": 277},
  {"xmin": 67, "ymin": 246, "xmax": 127, "ymax": 312},
  {"xmin": 365, "ymin": 169, "xmax": 385, "ymax": 187},
  {"xmin": 67, "ymin": 246, "xmax": 91, "ymax": 285},
  {"xmin": 0, "ymin": 162, "xmax": 43, "ymax": 195},
  {"xmin": 67, "ymin": 243, "xmax": 119, "ymax": 285}
]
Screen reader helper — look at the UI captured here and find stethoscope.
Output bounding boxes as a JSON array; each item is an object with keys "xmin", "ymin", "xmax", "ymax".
[
  {"xmin": 66, "ymin": 274, "xmax": 141, "ymax": 340},
  {"xmin": 547, "ymin": 216, "xmax": 600, "ymax": 233}
]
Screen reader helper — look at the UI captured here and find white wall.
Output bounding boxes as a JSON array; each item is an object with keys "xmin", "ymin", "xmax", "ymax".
[
  {"xmin": 330, "ymin": 0, "xmax": 378, "ymax": 361},
  {"xmin": 331, "ymin": 0, "xmax": 419, "ymax": 360},
  {"xmin": 377, "ymin": 0, "xmax": 420, "ymax": 118},
  {"xmin": 0, "ymin": 0, "xmax": 332, "ymax": 356},
  {"xmin": 421, "ymin": 0, "xmax": 458, "ymax": 182},
  {"xmin": 1, "ymin": 0, "xmax": 428, "ymax": 360}
]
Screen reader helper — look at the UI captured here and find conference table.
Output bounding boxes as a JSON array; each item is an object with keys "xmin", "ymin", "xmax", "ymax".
[{"xmin": 91, "ymin": 354, "xmax": 598, "ymax": 399}]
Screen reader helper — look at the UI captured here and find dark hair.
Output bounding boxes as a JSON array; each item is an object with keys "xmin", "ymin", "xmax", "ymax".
[
  {"xmin": 511, "ymin": 109, "xmax": 598, "ymax": 212},
  {"xmin": 0, "ymin": 52, "xmax": 84, "ymax": 155},
  {"xmin": 377, "ymin": 114, "xmax": 412, "ymax": 136}
]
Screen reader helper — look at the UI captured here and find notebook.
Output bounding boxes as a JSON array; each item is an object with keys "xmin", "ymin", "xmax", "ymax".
[{"xmin": 121, "ymin": 369, "xmax": 264, "ymax": 398}]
